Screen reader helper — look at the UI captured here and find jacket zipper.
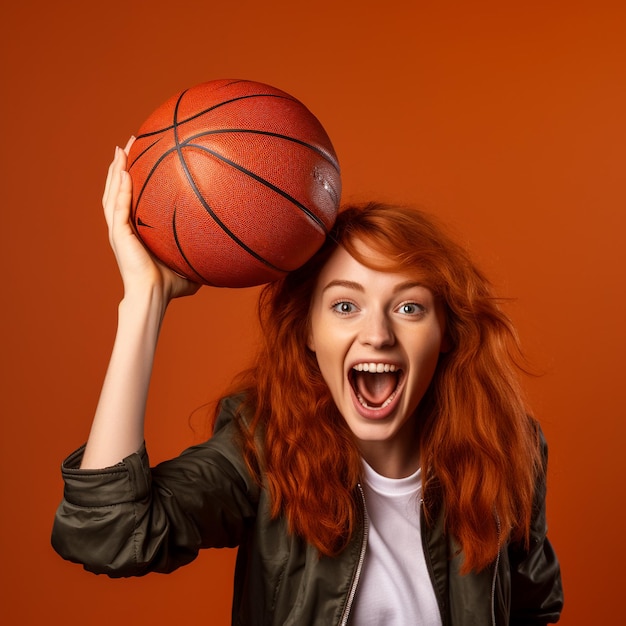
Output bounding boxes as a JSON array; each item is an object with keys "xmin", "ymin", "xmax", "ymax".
[{"xmin": 339, "ymin": 483, "xmax": 369, "ymax": 626}]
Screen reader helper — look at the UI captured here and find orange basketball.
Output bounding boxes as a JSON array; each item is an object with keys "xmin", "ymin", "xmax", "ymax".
[{"xmin": 127, "ymin": 79, "xmax": 341, "ymax": 287}]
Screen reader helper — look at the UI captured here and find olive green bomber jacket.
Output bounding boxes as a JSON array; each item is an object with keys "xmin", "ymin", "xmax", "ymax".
[{"xmin": 51, "ymin": 396, "xmax": 563, "ymax": 625}]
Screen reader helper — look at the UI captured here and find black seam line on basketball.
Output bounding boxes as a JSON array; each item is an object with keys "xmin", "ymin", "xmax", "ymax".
[
  {"xmin": 179, "ymin": 128, "xmax": 340, "ymax": 174},
  {"xmin": 171, "ymin": 206, "xmax": 212, "ymax": 284},
  {"xmin": 135, "ymin": 93, "xmax": 299, "ymax": 141},
  {"xmin": 171, "ymin": 92, "xmax": 289, "ymax": 274},
  {"xmin": 127, "ymin": 137, "xmax": 162, "ymax": 172},
  {"xmin": 186, "ymin": 142, "xmax": 330, "ymax": 234},
  {"xmin": 132, "ymin": 143, "xmax": 177, "ymax": 226}
]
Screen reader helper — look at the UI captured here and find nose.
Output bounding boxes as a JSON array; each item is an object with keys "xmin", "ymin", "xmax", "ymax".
[{"xmin": 358, "ymin": 310, "xmax": 395, "ymax": 349}]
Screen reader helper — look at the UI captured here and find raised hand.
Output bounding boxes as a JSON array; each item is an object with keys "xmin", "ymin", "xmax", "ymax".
[{"xmin": 103, "ymin": 138, "xmax": 200, "ymax": 303}]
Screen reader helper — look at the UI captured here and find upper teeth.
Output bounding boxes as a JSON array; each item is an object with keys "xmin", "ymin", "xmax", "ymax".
[{"xmin": 353, "ymin": 363, "xmax": 397, "ymax": 373}]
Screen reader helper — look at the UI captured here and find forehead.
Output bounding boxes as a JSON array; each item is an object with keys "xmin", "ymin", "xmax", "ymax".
[{"xmin": 315, "ymin": 243, "xmax": 425, "ymax": 293}]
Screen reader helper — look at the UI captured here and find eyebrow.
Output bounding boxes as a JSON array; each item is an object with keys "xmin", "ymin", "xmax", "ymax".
[{"xmin": 322, "ymin": 279, "xmax": 424, "ymax": 294}]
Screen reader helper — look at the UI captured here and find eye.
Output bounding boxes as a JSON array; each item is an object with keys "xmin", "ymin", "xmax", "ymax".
[
  {"xmin": 396, "ymin": 302, "xmax": 425, "ymax": 316},
  {"xmin": 332, "ymin": 301, "xmax": 358, "ymax": 315}
]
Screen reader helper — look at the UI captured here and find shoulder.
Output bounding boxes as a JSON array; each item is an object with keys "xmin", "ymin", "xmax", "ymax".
[{"xmin": 214, "ymin": 392, "xmax": 250, "ymax": 432}]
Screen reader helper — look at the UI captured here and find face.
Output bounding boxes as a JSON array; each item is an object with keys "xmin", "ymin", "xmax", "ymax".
[{"xmin": 307, "ymin": 242, "xmax": 446, "ymax": 476}]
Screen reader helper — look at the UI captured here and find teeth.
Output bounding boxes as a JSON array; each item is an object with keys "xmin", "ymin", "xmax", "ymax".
[{"xmin": 353, "ymin": 363, "xmax": 397, "ymax": 373}]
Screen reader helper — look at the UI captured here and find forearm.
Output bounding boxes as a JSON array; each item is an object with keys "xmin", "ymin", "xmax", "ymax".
[{"xmin": 80, "ymin": 287, "xmax": 167, "ymax": 469}]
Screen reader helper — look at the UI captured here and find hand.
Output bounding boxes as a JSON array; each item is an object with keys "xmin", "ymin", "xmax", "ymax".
[{"xmin": 103, "ymin": 138, "xmax": 201, "ymax": 303}]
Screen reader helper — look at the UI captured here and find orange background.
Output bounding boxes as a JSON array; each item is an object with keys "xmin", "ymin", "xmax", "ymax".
[{"xmin": 1, "ymin": 1, "xmax": 624, "ymax": 624}]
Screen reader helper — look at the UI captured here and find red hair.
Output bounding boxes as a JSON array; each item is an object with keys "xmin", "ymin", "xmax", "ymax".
[{"xmin": 224, "ymin": 202, "xmax": 542, "ymax": 573}]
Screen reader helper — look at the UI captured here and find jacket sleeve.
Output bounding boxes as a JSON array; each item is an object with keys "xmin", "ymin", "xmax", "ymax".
[
  {"xmin": 51, "ymin": 396, "xmax": 259, "ymax": 577},
  {"xmin": 507, "ymin": 428, "xmax": 563, "ymax": 625}
]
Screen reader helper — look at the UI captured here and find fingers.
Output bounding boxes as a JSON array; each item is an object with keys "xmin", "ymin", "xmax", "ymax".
[
  {"xmin": 103, "ymin": 147, "xmax": 123, "ymax": 222},
  {"xmin": 123, "ymin": 135, "xmax": 135, "ymax": 155},
  {"xmin": 102, "ymin": 137, "xmax": 134, "ymax": 213},
  {"xmin": 103, "ymin": 141, "xmax": 133, "ymax": 233},
  {"xmin": 111, "ymin": 169, "xmax": 133, "ymax": 234}
]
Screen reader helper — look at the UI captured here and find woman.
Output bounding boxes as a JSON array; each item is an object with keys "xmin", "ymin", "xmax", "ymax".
[{"xmin": 52, "ymin": 141, "xmax": 563, "ymax": 625}]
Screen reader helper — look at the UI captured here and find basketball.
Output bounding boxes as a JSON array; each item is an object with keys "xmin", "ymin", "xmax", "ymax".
[{"xmin": 126, "ymin": 79, "xmax": 341, "ymax": 287}]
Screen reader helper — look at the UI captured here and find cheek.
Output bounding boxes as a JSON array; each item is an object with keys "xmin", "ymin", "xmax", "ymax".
[
  {"xmin": 308, "ymin": 310, "xmax": 346, "ymax": 364},
  {"xmin": 310, "ymin": 338, "xmax": 346, "ymax": 397},
  {"xmin": 313, "ymin": 341, "xmax": 338, "ymax": 379}
]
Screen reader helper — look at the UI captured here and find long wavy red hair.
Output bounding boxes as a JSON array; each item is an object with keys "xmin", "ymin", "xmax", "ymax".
[{"xmin": 223, "ymin": 202, "xmax": 542, "ymax": 573}]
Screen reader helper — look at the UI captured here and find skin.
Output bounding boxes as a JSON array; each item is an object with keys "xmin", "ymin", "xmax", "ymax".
[{"xmin": 307, "ymin": 245, "xmax": 447, "ymax": 479}]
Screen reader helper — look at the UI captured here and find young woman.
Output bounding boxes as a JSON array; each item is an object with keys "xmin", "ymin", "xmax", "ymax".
[{"xmin": 52, "ymin": 142, "xmax": 563, "ymax": 625}]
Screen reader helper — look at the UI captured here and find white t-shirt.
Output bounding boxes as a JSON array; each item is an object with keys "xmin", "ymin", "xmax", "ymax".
[{"xmin": 350, "ymin": 460, "xmax": 442, "ymax": 626}]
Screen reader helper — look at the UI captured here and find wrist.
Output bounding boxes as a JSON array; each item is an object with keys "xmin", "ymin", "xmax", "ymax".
[{"xmin": 118, "ymin": 284, "xmax": 169, "ymax": 327}]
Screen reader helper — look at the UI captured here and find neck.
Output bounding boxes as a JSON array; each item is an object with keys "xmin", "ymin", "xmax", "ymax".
[{"xmin": 357, "ymin": 420, "xmax": 421, "ymax": 478}]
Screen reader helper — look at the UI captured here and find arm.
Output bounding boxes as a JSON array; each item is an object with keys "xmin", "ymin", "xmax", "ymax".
[
  {"xmin": 52, "ymin": 148, "xmax": 258, "ymax": 575},
  {"xmin": 52, "ymin": 396, "xmax": 260, "ymax": 576},
  {"xmin": 80, "ymin": 141, "xmax": 199, "ymax": 468}
]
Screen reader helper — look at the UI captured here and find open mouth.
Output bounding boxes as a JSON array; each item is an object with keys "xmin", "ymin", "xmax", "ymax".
[{"xmin": 349, "ymin": 363, "xmax": 403, "ymax": 410}]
